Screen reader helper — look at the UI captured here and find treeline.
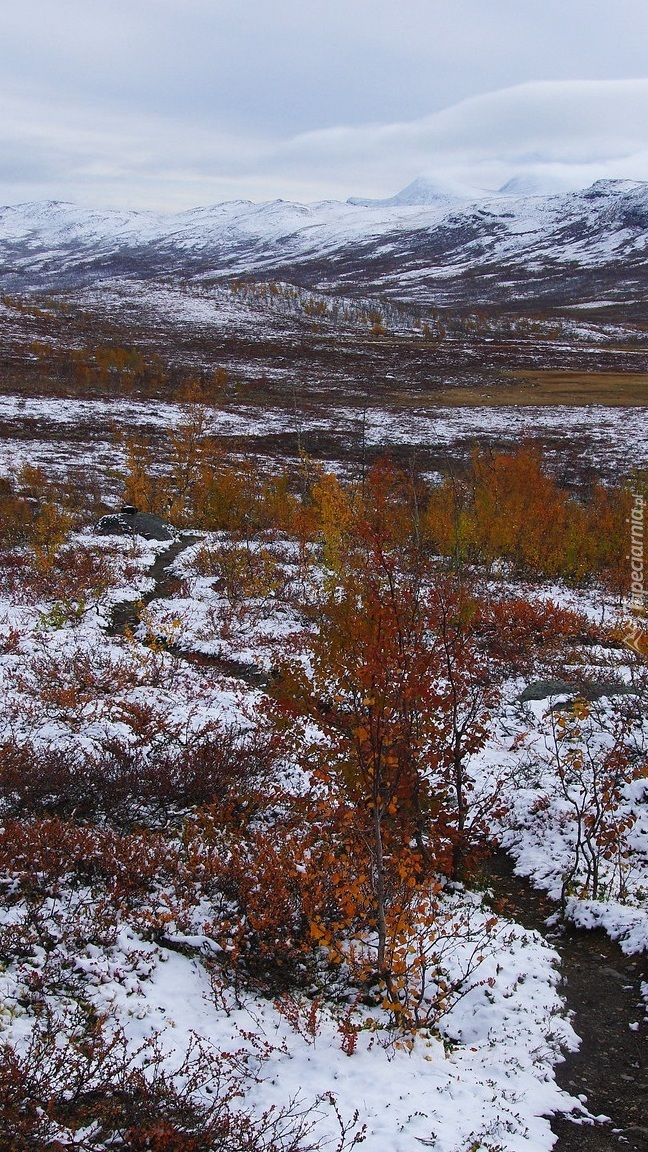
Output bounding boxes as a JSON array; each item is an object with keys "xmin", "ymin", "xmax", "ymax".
[{"xmin": 227, "ymin": 278, "xmax": 420, "ymax": 337}]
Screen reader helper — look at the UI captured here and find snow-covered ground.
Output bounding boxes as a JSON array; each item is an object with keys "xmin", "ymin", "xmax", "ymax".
[
  {"xmin": 0, "ymin": 905, "xmax": 581, "ymax": 1152},
  {"xmin": 1, "ymin": 517, "xmax": 646, "ymax": 1149},
  {"xmin": 1, "ymin": 394, "xmax": 647, "ymax": 483},
  {"xmin": 0, "ymin": 530, "xmax": 597, "ymax": 1151},
  {"xmin": 147, "ymin": 536, "xmax": 648, "ymax": 951}
]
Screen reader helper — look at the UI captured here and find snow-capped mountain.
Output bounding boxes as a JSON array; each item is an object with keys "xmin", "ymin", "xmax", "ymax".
[
  {"xmin": 1, "ymin": 178, "xmax": 647, "ymax": 309},
  {"xmin": 347, "ymin": 175, "xmax": 472, "ymax": 207}
]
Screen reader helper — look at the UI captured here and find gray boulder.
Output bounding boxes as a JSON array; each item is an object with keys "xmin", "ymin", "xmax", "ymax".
[{"xmin": 94, "ymin": 506, "xmax": 176, "ymax": 542}]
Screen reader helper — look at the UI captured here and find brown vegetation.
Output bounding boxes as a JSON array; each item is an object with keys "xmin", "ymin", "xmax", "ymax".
[{"xmin": 0, "ymin": 434, "xmax": 643, "ymax": 1131}]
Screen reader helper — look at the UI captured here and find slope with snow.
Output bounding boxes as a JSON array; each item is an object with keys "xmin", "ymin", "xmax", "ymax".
[{"xmin": 1, "ymin": 179, "xmax": 648, "ymax": 308}]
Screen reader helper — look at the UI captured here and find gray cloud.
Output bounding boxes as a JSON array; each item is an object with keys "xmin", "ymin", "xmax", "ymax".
[{"xmin": 1, "ymin": 2, "xmax": 648, "ymax": 207}]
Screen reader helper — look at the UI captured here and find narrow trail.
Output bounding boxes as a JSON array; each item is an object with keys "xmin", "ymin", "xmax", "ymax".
[
  {"xmin": 108, "ymin": 533, "xmax": 268, "ymax": 687},
  {"xmin": 108, "ymin": 534, "xmax": 200, "ymax": 635},
  {"xmin": 110, "ymin": 536, "xmax": 647, "ymax": 1150},
  {"xmin": 485, "ymin": 854, "xmax": 648, "ymax": 1152}
]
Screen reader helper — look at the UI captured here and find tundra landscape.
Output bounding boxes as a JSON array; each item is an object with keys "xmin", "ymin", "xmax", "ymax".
[{"xmin": 0, "ymin": 179, "xmax": 647, "ymax": 1152}]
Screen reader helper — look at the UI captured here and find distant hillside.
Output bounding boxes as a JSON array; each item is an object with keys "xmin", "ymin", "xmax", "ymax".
[{"xmin": 1, "ymin": 179, "xmax": 647, "ymax": 312}]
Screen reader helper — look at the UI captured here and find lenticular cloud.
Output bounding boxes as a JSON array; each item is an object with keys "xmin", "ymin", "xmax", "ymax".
[
  {"xmin": 279, "ymin": 79, "xmax": 648, "ymax": 193},
  {"xmin": 3, "ymin": 77, "xmax": 648, "ymax": 208}
]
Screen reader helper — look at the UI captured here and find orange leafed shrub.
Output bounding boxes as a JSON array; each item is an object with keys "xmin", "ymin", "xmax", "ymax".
[{"xmin": 426, "ymin": 444, "xmax": 632, "ymax": 587}]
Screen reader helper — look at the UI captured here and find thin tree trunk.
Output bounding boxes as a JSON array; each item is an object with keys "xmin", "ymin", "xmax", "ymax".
[
  {"xmin": 452, "ymin": 745, "xmax": 467, "ymax": 881},
  {"xmin": 372, "ymin": 790, "xmax": 388, "ymax": 981}
]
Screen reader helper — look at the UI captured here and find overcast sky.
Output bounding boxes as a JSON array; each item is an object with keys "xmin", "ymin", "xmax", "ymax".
[{"xmin": 2, "ymin": 0, "xmax": 648, "ymax": 210}]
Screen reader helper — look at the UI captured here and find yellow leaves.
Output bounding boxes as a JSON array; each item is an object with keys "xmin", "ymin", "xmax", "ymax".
[
  {"xmin": 381, "ymin": 999, "xmax": 403, "ymax": 1014},
  {"xmin": 389, "ymin": 959, "xmax": 408, "ymax": 978},
  {"xmin": 117, "ymin": 419, "xmax": 306, "ymax": 534},
  {"xmin": 308, "ymin": 921, "xmax": 331, "ymax": 944},
  {"xmin": 392, "ymin": 1036, "xmax": 416, "ymax": 1052},
  {"xmin": 571, "ymin": 698, "xmax": 592, "ymax": 721},
  {"xmin": 310, "ymin": 470, "xmax": 356, "ymax": 570}
]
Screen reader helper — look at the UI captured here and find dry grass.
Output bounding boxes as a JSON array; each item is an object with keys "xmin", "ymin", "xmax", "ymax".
[{"xmin": 434, "ymin": 370, "xmax": 648, "ymax": 407}]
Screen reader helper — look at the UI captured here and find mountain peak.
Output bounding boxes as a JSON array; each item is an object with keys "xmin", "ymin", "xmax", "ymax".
[
  {"xmin": 348, "ymin": 176, "xmax": 472, "ymax": 208},
  {"xmin": 496, "ymin": 173, "xmax": 578, "ymax": 197}
]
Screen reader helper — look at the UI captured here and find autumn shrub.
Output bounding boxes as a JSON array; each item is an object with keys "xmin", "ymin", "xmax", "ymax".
[
  {"xmin": 472, "ymin": 593, "xmax": 596, "ymax": 676},
  {"xmin": 0, "ymin": 1012, "xmax": 317, "ymax": 1152},
  {"xmin": 425, "ymin": 444, "xmax": 632, "ymax": 588},
  {"xmin": 188, "ymin": 812, "xmax": 346, "ymax": 995},
  {"xmin": 178, "ymin": 789, "xmax": 416, "ymax": 998},
  {"xmin": 0, "ymin": 480, "xmax": 39, "ymax": 548},
  {"xmin": 584, "ymin": 479, "xmax": 636, "ymax": 598},
  {"xmin": 10, "ymin": 633, "xmax": 187, "ymax": 734},
  {"xmin": 362, "ymin": 883, "xmax": 500, "ymax": 1034},
  {"xmin": 188, "ymin": 793, "xmax": 500, "ymax": 1034},
  {"xmin": 0, "ymin": 726, "xmax": 279, "ymax": 827},
  {"xmin": 2, "ymin": 542, "xmax": 119, "ymax": 613},
  {"xmin": 0, "ymin": 816, "xmax": 214, "ymax": 977},
  {"xmin": 29, "ymin": 338, "xmax": 168, "ymax": 396},
  {"xmin": 0, "ymin": 802, "xmax": 360, "ymax": 998},
  {"xmin": 0, "ymin": 817, "xmax": 172, "ymax": 904},
  {"xmin": 0, "ymin": 465, "xmax": 111, "ymax": 608},
  {"xmin": 192, "ymin": 539, "xmax": 290, "ymax": 600},
  {"xmin": 119, "ymin": 400, "xmax": 306, "ymax": 536},
  {"xmin": 0, "ymin": 479, "xmax": 72, "ymax": 556},
  {"xmin": 267, "ymin": 555, "xmax": 497, "ymax": 952}
]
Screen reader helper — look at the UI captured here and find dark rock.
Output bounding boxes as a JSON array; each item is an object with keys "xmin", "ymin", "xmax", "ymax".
[
  {"xmin": 519, "ymin": 679, "xmax": 636, "ymax": 703},
  {"xmin": 94, "ymin": 511, "xmax": 176, "ymax": 541}
]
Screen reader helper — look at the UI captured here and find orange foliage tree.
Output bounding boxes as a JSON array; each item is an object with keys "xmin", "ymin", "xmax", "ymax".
[{"xmin": 269, "ymin": 462, "xmax": 501, "ymax": 987}]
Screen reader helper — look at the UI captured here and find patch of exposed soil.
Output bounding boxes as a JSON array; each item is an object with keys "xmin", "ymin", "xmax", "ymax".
[{"xmin": 484, "ymin": 853, "xmax": 648, "ymax": 1151}]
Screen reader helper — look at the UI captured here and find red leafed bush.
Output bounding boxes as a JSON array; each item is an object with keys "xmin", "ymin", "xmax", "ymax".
[
  {"xmin": 0, "ymin": 1012, "xmax": 320, "ymax": 1152},
  {"xmin": 474, "ymin": 594, "xmax": 594, "ymax": 675},
  {"xmin": 0, "ymin": 725, "xmax": 279, "ymax": 827}
]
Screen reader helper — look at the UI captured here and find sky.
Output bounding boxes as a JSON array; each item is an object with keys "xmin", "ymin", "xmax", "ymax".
[{"xmin": 2, "ymin": 0, "xmax": 648, "ymax": 211}]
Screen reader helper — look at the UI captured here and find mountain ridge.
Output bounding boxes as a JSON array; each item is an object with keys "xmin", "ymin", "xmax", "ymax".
[{"xmin": 1, "ymin": 178, "xmax": 647, "ymax": 311}]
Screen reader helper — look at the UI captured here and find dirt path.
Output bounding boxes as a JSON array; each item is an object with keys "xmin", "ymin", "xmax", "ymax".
[
  {"xmin": 485, "ymin": 854, "xmax": 648, "ymax": 1151},
  {"xmin": 109, "ymin": 533, "xmax": 269, "ymax": 687},
  {"xmin": 108, "ymin": 534, "xmax": 200, "ymax": 634}
]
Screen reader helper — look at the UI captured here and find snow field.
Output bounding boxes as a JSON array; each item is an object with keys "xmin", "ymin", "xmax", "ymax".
[
  {"xmin": 2, "ymin": 525, "xmax": 647, "ymax": 1149},
  {"xmin": 0, "ymin": 529, "xmax": 594, "ymax": 1151}
]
